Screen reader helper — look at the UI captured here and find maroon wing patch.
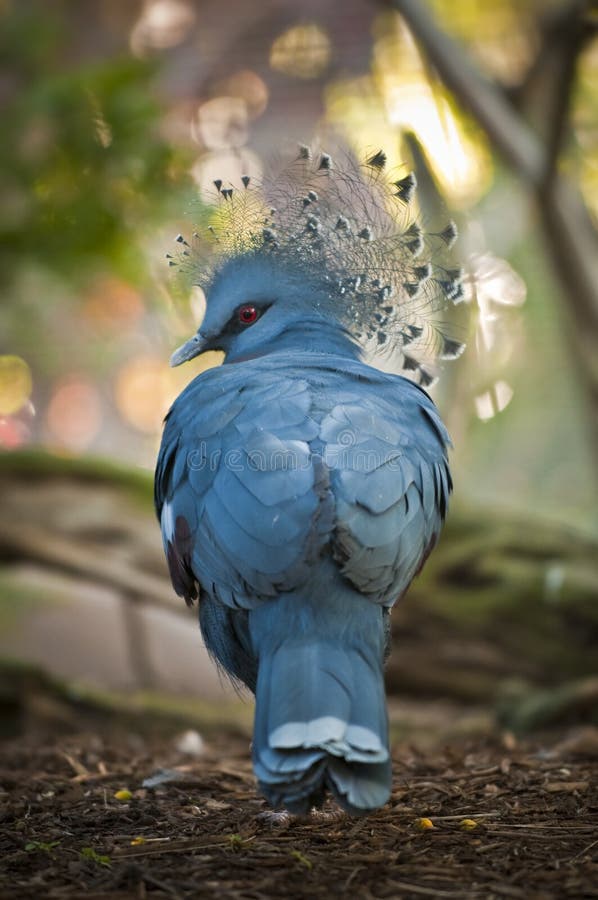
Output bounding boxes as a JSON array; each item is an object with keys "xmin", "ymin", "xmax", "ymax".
[{"xmin": 166, "ymin": 515, "xmax": 198, "ymax": 606}]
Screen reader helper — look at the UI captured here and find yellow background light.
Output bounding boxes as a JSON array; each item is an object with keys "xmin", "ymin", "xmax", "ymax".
[{"xmin": 0, "ymin": 356, "xmax": 33, "ymax": 416}]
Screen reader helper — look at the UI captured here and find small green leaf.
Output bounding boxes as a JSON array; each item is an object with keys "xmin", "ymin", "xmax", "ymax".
[
  {"xmin": 227, "ymin": 834, "xmax": 244, "ymax": 851},
  {"xmin": 290, "ymin": 849, "xmax": 313, "ymax": 870},
  {"xmin": 80, "ymin": 846, "xmax": 112, "ymax": 867},
  {"xmin": 25, "ymin": 840, "xmax": 61, "ymax": 853}
]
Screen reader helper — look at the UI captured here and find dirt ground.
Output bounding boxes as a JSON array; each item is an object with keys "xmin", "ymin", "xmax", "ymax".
[{"xmin": 0, "ymin": 723, "xmax": 597, "ymax": 900}]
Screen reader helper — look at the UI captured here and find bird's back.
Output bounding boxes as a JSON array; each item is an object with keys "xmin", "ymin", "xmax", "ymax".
[{"xmin": 156, "ymin": 349, "xmax": 450, "ymax": 612}]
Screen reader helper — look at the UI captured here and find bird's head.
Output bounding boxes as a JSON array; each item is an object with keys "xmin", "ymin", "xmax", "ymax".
[
  {"xmin": 168, "ymin": 147, "xmax": 465, "ymax": 380},
  {"xmin": 170, "ymin": 253, "xmax": 357, "ymax": 366}
]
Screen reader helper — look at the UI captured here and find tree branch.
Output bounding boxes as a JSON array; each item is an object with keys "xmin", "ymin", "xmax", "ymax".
[
  {"xmin": 511, "ymin": 0, "xmax": 597, "ymax": 183},
  {"xmin": 388, "ymin": 0, "xmax": 545, "ymax": 184},
  {"xmin": 389, "ymin": 0, "xmax": 598, "ymax": 455}
]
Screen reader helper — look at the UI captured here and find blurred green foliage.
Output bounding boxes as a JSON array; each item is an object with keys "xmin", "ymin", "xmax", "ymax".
[{"xmin": 0, "ymin": 3, "xmax": 191, "ymax": 292}]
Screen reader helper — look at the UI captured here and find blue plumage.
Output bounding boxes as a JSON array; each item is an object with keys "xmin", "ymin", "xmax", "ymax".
[{"xmin": 155, "ymin": 148, "xmax": 458, "ymax": 815}]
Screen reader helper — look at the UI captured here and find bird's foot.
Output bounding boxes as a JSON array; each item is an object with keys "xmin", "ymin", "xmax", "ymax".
[
  {"xmin": 255, "ymin": 809, "xmax": 292, "ymax": 828},
  {"xmin": 256, "ymin": 802, "xmax": 344, "ymax": 828},
  {"xmin": 307, "ymin": 803, "xmax": 345, "ymax": 824}
]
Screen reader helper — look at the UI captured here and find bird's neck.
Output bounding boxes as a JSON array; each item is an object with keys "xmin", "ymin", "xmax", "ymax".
[{"xmin": 225, "ymin": 319, "xmax": 363, "ymax": 364}]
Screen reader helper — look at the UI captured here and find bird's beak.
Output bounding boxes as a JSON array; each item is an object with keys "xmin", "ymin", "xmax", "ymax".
[{"xmin": 169, "ymin": 332, "xmax": 208, "ymax": 367}]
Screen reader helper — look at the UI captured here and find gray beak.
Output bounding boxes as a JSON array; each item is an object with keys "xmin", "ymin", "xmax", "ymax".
[{"xmin": 170, "ymin": 333, "xmax": 207, "ymax": 367}]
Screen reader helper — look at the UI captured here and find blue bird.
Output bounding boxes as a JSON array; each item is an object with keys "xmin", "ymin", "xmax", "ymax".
[{"xmin": 155, "ymin": 148, "xmax": 464, "ymax": 815}]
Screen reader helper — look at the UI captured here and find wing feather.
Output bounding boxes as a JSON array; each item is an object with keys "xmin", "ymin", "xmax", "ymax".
[
  {"xmin": 155, "ymin": 355, "xmax": 451, "ymax": 611},
  {"xmin": 324, "ymin": 381, "xmax": 450, "ymax": 605}
]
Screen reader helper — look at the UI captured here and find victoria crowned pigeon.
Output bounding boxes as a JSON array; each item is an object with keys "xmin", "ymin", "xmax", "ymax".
[{"xmin": 155, "ymin": 147, "xmax": 464, "ymax": 815}]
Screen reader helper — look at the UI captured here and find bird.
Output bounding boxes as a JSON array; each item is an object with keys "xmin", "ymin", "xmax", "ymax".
[{"xmin": 155, "ymin": 146, "xmax": 464, "ymax": 816}]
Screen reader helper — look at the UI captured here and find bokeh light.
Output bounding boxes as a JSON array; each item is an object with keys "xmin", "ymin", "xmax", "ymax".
[
  {"xmin": 45, "ymin": 377, "xmax": 102, "ymax": 451},
  {"xmin": 473, "ymin": 252, "xmax": 527, "ymax": 360},
  {"xmin": 130, "ymin": 0, "xmax": 196, "ymax": 56},
  {"xmin": 0, "ymin": 356, "xmax": 33, "ymax": 416},
  {"xmin": 270, "ymin": 23, "xmax": 331, "ymax": 80},
  {"xmin": 475, "ymin": 380, "xmax": 514, "ymax": 421},
  {"xmin": 0, "ymin": 399, "xmax": 34, "ymax": 450},
  {"xmin": 82, "ymin": 278, "xmax": 144, "ymax": 333},
  {"xmin": 325, "ymin": 77, "xmax": 405, "ymax": 172},
  {"xmin": 0, "ymin": 417, "xmax": 30, "ymax": 450},
  {"xmin": 189, "ymin": 286, "xmax": 207, "ymax": 325},
  {"xmin": 465, "ymin": 252, "xmax": 526, "ymax": 421},
  {"xmin": 386, "ymin": 83, "xmax": 486, "ymax": 205},
  {"xmin": 192, "ymin": 97, "xmax": 249, "ymax": 151},
  {"xmin": 114, "ymin": 352, "xmax": 223, "ymax": 434},
  {"xmin": 115, "ymin": 356, "xmax": 172, "ymax": 434},
  {"xmin": 323, "ymin": 17, "xmax": 490, "ymax": 207},
  {"xmin": 373, "ymin": 16, "xmax": 491, "ymax": 206},
  {"xmin": 213, "ymin": 71, "xmax": 269, "ymax": 120},
  {"xmin": 473, "ymin": 253, "xmax": 527, "ymax": 309}
]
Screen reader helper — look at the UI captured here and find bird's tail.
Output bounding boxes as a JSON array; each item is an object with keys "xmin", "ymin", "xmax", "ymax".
[{"xmin": 249, "ymin": 591, "xmax": 391, "ymax": 815}]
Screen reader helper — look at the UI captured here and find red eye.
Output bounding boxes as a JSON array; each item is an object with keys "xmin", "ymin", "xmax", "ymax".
[{"xmin": 238, "ymin": 305, "xmax": 258, "ymax": 325}]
